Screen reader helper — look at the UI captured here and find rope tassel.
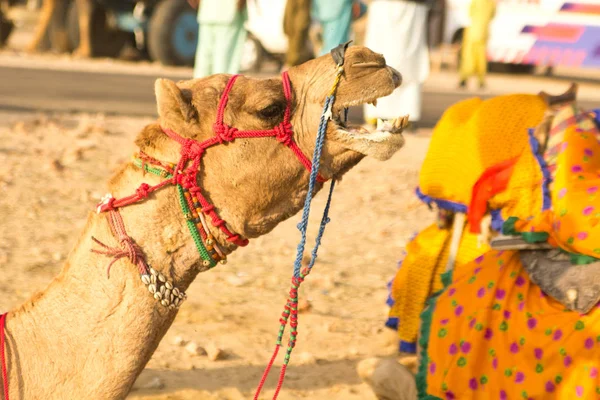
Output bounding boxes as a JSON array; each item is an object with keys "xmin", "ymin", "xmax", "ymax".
[
  {"xmin": 91, "ymin": 210, "xmax": 150, "ymax": 277},
  {"xmin": 254, "ymin": 65, "xmax": 343, "ymax": 400}
]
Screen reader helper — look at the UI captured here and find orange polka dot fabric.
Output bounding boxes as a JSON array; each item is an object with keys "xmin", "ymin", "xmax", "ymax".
[
  {"xmin": 419, "ymin": 107, "xmax": 600, "ymax": 399},
  {"xmin": 422, "ymin": 250, "xmax": 600, "ymax": 400},
  {"xmin": 511, "ymin": 108, "xmax": 600, "ymax": 259}
]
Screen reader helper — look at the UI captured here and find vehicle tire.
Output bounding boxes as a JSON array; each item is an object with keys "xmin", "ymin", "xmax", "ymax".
[
  {"xmin": 240, "ymin": 34, "xmax": 264, "ymax": 72},
  {"xmin": 147, "ymin": 0, "xmax": 198, "ymax": 66},
  {"xmin": 67, "ymin": 0, "xmax": 130, "ymax": 57}
]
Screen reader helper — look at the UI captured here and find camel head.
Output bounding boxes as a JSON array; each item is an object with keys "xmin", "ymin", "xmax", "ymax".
[{"xmin": 133, "ymin": 46, "xmax": 405, "ymax": 246}]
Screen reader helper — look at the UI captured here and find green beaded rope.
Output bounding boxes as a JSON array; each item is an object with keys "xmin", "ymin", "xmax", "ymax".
[
  {"xmin": 176, "ymin": 184, "xmax": 217, "ymax": 269},
  {"xmin": 132, "ymin": 158, "xmax": 173, "ymax": 178},
  {"xmin": 132, "ymin": 157, "xmax": 217, "ymax": 269}
]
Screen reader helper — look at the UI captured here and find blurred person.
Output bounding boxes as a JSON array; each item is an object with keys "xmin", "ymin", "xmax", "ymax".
[
  {"xmin": 312, "ymin": 0, "xmax": 353, "ymax": 56},
  {"xmin": 363, "ymin": 0, "xmax": 430, "ymax": 130},
  {"xmin": 458, "ymin": 0, "xmax": 496, "ymax": 89},
  {"xmin": 0, "ymin": 0, "xmax": 14, "ymax": 48},
  {"xmin": 192, "ymin": 0, "xmax": 248, "ymax": 78},
  {"xmin": 283, "ymin": 0, "xmax": 313, "ymax": 68}
]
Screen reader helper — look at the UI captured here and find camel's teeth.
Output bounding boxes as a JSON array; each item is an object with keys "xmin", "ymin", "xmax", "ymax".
[
  {"xmin": 394, "ymin": 115, "xmax": 410, "ymax": 129},
  {"xmin": 393, "ymin": 116, "xmax": 402, "ymax": 129},
  {"xmin": 377, "ymin": 118, "xmax": 385, "ymax": 130}
]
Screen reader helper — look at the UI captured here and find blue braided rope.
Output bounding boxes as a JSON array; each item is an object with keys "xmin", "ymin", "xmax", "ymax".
[
  {"xmin": 305, "ymin": 180, "xmax": 336, "ymax": 272},
  {"xmin": 292, "ymin": 95, "xmax": 335, "ymax": 278}
]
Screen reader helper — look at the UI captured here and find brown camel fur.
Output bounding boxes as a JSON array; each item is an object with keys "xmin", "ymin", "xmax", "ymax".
[{"xmin": 0, "ymin": 46, "xmax": 406, "ymax": 399}]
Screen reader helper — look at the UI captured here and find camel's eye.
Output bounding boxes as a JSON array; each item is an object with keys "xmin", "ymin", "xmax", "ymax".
[{"xmin": 258, "ymin": 103, "xmax": 284, "ymax": 119}]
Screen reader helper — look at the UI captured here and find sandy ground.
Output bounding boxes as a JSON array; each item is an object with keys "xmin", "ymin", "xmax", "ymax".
[{"xmin": 0, "ymin": 109, "xmax": 432, "ymax": 399}]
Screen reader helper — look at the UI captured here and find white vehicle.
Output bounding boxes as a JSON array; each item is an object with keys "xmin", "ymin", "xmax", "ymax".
[{"xmin": 443, "ymin": 0, "xmax": 600, "ymax": 71}]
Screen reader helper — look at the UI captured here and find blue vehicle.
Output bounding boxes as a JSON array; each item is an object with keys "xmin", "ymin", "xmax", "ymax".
[
  {"xmin": 65, "ymin": 0, "xmax": 307, "ymax": 70},
  {"xmin": 65, "ymin": 0, "xmax": 199, "ymax": 66}
]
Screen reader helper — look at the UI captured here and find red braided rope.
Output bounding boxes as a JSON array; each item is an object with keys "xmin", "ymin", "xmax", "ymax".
[
  {"xmin": 98, "ymin": 72, "xmax": 327, "ymax": 248},
  {"xmin": 91, "ymin": 210, "xmax": 149, "ymax": 277},
  {"xmin": 253, "ymin": 344, "xmax": 280, "ymax": 400},
  {"xmin": 216, "ymin": 75, "xmax": 240, "ymax": 125},
  {"xmin": 0, "ymin": 313, "xmax": 8, "ymax": 400},
  {"xmin": 273, "ymin": 364, "xmax": 288, "ymax": 399}
]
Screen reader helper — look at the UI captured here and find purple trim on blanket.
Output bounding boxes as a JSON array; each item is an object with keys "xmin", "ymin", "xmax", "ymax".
[
  {"xmin": 385, "ymin": 316, "xmax": 399, "ymax": 330},
  {"xmin": 386, "ymin": 278, "xmax": 395, "ymax": 307},
  {"xmin": 528, "ymin": 128, "xmax": 552, "ymax": 211},
  {"xmin": 415, "ymin": 187, "xmax": 468, "ymax": 213},
  {"xmin": 490, "ymin": 209, "xmax": 504, "ymax": 232},
  {"xmin": 400, "ymin": 340, "xmax": 417, "ymax": 354}
]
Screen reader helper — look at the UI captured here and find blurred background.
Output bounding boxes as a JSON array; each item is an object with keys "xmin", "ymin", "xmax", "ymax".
[
  {"xmin": 0, "ymin": 0, "xmax": 599, "ymax": 125},
  {"xmin": 0, "ymin": 1, "xmax": 599, "ymax": 399}
]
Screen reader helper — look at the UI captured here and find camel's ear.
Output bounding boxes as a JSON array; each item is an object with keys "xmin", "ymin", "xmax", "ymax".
[{"xmin": 155, "ymin": 78, "xmax": 197, "ymax": 122}]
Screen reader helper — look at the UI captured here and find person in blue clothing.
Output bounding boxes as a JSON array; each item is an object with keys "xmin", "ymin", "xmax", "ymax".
[
  {"xmin": 191, "ymin": 0, "xmax": 248, "ymax": 78},
  {"xmin": 312, "ymin": 0, "xmax": 354, "ymax": 55}
]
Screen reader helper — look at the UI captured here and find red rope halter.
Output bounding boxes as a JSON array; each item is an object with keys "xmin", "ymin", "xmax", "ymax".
[{"xmin": 97, "ymin": 71, "xmax": 326, "ymax": 248}]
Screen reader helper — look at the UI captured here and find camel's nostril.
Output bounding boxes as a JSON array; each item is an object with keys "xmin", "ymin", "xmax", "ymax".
[{"xmin": 389, "ymin": 67, "xmax": 402, "ymax": 88}]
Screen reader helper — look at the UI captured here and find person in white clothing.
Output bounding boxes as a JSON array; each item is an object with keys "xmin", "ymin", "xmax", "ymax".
[{"xmin": 363, "ymin": 0, "xmax": 430, "ymax": 130}]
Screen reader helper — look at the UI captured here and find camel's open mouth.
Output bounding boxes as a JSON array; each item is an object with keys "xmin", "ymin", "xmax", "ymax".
[
  {"xmin": 333, "ymin": 87, "xmax": 410, "ymax": 139},
  {"xmin": 329, "ymin": 95, "xmax": 409, "ymax": 161}
]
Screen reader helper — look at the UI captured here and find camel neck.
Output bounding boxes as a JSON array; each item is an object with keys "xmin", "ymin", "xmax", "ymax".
[{"xmin": 2, "ymin": 186, "xmax": 206, "ymax": 399}]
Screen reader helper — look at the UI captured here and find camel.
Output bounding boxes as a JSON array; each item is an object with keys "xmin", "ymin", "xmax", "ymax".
[{"xmin": 0, "ymin": 46, "xmax": 407, "ymax": 399}]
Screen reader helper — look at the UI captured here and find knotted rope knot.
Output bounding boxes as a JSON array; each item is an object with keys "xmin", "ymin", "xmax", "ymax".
[
  {"xmin": 91, "ymin": 236, "xmax": 146, "ymax": 278},
  {"xmin": 188, "ymin": 186, "xmax": 201, "ymax": 195},
  {"xmin": 96, "ymin": 193, "xmax": 115, "ymax": 213},
  {"xmin": 274, "ymin": 122, "xmax": 294, "ymax": 146},
  {"xmin": 226, "ymin": 234, "xmax": 240, "ymax": 243},
  {"xmin": 214, "ymin": 123, "xmax": 238, "ymax": 143},
  {"xmin": 135, "ymin": 183, "xmax": 151, "ymax": 199},
  {"xmin": 291, "ymin": 276, "xmax": 304, "ymax": 288},
  {"xmin": 212, "ymin": 218, "xmax": 226, "ymax": 228},
  {"xmin": 201, "ymin": 204, "xmax": 215, "ymax": 213},
  {"xmin": 176, "ymin": 173, "xmax": 196, "ymax": 189},
  {"xmin": 181, "ymin": 139, "xmax": 204, "ymax": 159}
]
